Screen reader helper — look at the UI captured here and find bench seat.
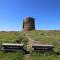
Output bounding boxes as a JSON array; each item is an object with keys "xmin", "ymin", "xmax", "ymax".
[
  {"xmin": 32, "ymin": 44, "xmax": 54, "ymax": 51},
  {"xmin": 1, "ymin": 43, "xmax": 24, "ymax": 51}
]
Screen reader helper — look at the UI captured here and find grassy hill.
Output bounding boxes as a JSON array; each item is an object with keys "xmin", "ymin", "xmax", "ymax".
[
  {"xmin": 27, "ymin": 30, "xmax": 60, "ymax": 51},
  {"xmin": 0, "ymin": 31, "xmax": 28, "ymax": 60},
  {"xmin": 27, "ymin": 30, "xmax": 60, "ymax": 60},
  {"xmin": 0, "ymin": 30, "xmax": 60, "ymax": 60}
]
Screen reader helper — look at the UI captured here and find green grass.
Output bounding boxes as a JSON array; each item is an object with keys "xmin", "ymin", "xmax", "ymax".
[
  {"xmin": 0, "ymin": 51, "xmax": 24, "ymax": 60},
  {"xmin": 0, "ymin": 31, "xmax": 24, "ymax": 43},
  {"xmin": 27, "ymin": 30, "xmax": 60, "ymax": 60},
  {"xmin": 27, "ymin": 30, "xmax": 60, "ymax": 51},
  {"xmin": 0, "ymin": 30, "xmax": 60, "ymax": 60},
  {"xmin": 0, "ymin": 31, "xmax": 28, "ymax": 46},
  {"xmin": 31, "ymin": 51, "xmax": 59, "ymax": 60},
  {"xmin": 0, "ymin": 31, "xmax": 28, "ymax": 60}
]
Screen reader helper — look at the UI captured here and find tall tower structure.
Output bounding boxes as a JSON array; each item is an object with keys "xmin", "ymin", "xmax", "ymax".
[{"xmin": 23, "ymin": 17, "xmax": 35, "ymax": 31}]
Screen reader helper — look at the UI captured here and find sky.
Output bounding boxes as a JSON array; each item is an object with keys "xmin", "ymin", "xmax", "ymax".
[{"xmin": 0, "ymin": 0, "xmax": 60, "ymax": 31}]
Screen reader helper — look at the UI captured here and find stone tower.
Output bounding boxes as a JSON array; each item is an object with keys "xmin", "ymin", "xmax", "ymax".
[{"xmin": 23, "ymin": 17, "xmax": 35, "ymax": 31}]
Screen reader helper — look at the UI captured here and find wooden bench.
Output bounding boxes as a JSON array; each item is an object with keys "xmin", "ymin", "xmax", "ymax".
[
  {"xmin": 32, "ymin": 44, "xmax": 54, "ymax": 51},
  {"xmin": 1, "ymin": 43, "xmax": 24, "ymax": 51}
]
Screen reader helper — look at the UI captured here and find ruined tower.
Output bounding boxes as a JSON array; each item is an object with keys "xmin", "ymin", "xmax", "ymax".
[{"xmin": 23, "ymin": 17, "xmax": 35, "ymax": 31}]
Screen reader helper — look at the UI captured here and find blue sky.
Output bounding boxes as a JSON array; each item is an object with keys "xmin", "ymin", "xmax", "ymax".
[{"xmin": 0, "ymin": 0, "xmax": 60, "ymax": 31}]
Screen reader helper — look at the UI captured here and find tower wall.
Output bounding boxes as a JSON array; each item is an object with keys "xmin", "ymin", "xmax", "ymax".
[{"xmin": 23, "ymin": 17, "xmax": 35, "ymax": 31}]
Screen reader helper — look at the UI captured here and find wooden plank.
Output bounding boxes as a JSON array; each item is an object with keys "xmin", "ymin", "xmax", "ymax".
[
  {"xmin": 1, "ymin": 43, "xmax": 24, "ymax": 46},
  {"xmin": 32, "ymin": 44, "xmax": 54, "ymax": 47},
  {"xmin": 32, "ymin": 44, "xmax": 54, "ymax": 50},
  {"xmin": 1, "ymin": 43, "xmax": 24, "ymax": 51}
]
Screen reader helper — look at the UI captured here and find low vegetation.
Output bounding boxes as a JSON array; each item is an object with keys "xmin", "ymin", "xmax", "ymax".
[
  {"xmin": 0, "ymin": 51, "xmax": 24, "ymax": 60},
  {"xmin": 27, "ymin": 30, "xmax": 60, "ymax": 60},
  {"xmin": 31, "ymin": 51, "xmax": 59, "ymax": 60},
  {"xmin": 0, "ymin": 31, "xmax": 28, "ymax": 60},
  {"xmin": 0, "ymin": 30, "xmax": 60, "ymax": 60}
]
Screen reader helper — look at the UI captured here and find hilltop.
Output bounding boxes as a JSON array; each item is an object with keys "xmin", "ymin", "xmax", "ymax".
[{"xmin": 0, "ymin": 30, "xmax": 60, "ymax": 60}]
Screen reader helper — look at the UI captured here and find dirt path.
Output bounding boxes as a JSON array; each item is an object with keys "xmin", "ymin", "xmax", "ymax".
[
  {"xmin": 25, "ymin": 33, "xmax": 34, "ymax": 51},
  {"xmin": 24, "ymin": 33, "xmax": 41, "ymax": 60},
  {"xmin": 24, "ymin": 33, "xmax": 34, "ymax": 60},
  {"xmin": 24, "ymin": 54, "xmax": 31, "ymax": 60}
]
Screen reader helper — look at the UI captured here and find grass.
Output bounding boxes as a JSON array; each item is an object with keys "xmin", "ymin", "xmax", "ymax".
[
  {"xmin": 27, "ymin": 30, "xmax": 60, "ymax": 51},
  {"xmin": 0, "ymin": 51, "xmax": 24, "ymax": 60},
  {"xmin": 27, "ymin": 30, "xmax": 60, "ymax": 60},
  {"xmin": 31, "ymin": 51, "xmax": 59, "ymax": 60},
  {"xmin": 0, "ymin": 30, "xmax": 60, "ymax": 60},
  {"xmin": 0, "ymin": 31, "xmax": 28, "ymax": 60}
]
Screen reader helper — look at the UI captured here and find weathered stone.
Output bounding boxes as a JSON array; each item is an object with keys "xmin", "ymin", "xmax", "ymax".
[{"xmin": 23, "ymin": 17, "xmax": 35, "ymax": 31}]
